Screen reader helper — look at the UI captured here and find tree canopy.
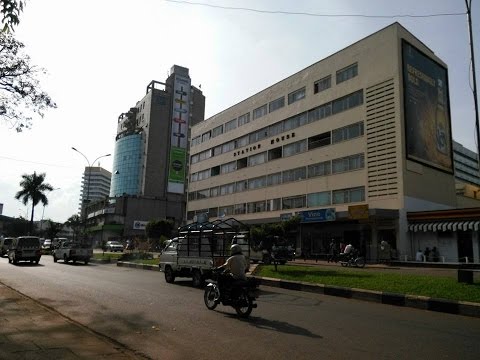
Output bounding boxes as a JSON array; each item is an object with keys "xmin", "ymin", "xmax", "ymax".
[
  {"xmin": 1, "ymin": 32, "xmax": 56, "ymax": 131},
  {"xmin": 15, "ymin": 171, "xmax": 53, "ymax": 233},
  {"xmin": 1, "ymin": 0, "xmax": 26, "ymax": 32}
]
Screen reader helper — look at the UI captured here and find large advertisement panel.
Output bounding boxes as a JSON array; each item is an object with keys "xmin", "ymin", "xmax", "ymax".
[
  {"xmin": 168, "ymin": 73, "xmax": 191, "ymax": 193},
  {"xmin": 402, "ymin": 40, "xmax": 453, "ymax": 173}
]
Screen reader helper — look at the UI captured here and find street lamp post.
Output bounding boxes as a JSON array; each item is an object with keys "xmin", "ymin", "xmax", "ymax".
[{"xmin": 72, "ymin": 147, "xmax": 111, "ymax": 231}]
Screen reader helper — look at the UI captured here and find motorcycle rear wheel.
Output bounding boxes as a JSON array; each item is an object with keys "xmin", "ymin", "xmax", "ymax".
[
  {"xmin": 204, "ymin": 286, "xmax": 219, "ymax": 310},
  {"xmin": 355, "ymin": 257, "xmax": 366, "ymax": 268},
  {"xmin": 235, "ymin": 289, "xmax": 253, "ymax": 318}
]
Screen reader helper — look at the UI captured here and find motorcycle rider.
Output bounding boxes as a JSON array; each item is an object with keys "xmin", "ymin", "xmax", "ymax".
[{"xmin": 217, "ymin": 244, "xmax": 248, "ymax": 297}]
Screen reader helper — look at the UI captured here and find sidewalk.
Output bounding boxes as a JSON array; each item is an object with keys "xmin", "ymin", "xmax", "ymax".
[{"xmin": 0, "ymin": 283, "xmax": 141, "ymax": 360}]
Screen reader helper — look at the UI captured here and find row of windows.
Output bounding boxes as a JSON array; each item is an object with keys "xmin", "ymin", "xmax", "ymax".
[
  {"xmin": 190, "ymin": 121, "xmax": 364, "ymax": 183},
  {"xmin": 191, "ymin": 89, "xmax": 364, "ymax": 165},
  {"xmin": 192, "ymin": 63, "xmax": 359, "ymax": 147},
  {"xmin": 189, "ymin": 153, "xmax": 364, "ymax": 200},
  {"xmin": 187, "ymin": 186, "xmax": 365, "ymax": 220}
]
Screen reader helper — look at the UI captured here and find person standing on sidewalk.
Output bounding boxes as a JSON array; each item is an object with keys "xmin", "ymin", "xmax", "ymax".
[{"xmin": 328, "ymin": 239, "xmax": 338, "ymax": 263}]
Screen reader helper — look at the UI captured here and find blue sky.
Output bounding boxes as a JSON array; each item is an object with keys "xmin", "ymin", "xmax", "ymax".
[{"xmin": 0, "ymin": 0, "xmax": 478, "ymax": 222}]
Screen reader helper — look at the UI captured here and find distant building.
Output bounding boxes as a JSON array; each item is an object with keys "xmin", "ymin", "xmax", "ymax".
[
  {"xmin": 453, "ymin": 140, "xmax": 480, "ymax": 186},
  {"xmin": 85, "ymin": 65, "xmax": 205, "ymax": 244},
  {"xmin": 79, "ymin": 166, "xmax": 112, "ymax": 216}
]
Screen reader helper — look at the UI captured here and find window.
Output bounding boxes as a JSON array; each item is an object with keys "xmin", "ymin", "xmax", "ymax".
[
  {"xmin": 220, "ymin": 183, "xmax": 235, "ymax": 195},
  {"xmin": 308, "ymin": 161, "xmax": 331, "ymax": 178},
  {"xmin": 222, "ymin": 141, "xmax": 235, "ymax": 153},
  {"xmin": 308, "ymin": 103, "xmax": 332, "ymax": 123},
  {"xmin": 220, "ymin": 161, "xmax": 236, "ymax": 174},
  {"xmin": 307, "ymin": 191, "xmax": 331, "ymax": 207},
  {"xmin": 314, "ymin": 75, "xmax": 331, "ymax": 93},
  {"xmin": 249, "ymin": 128, "xmax": 268, "ymax": 143},
  {"xmin": 336, "ymin": 63, "xmax": 358, "ymax": 84},
  {"xmin": 332, "ymin": 90, "xmax": 363, "ymax": 114},
  {"xmin": 235, "ymin": 135, "xmax": 249, "ymax": 148},
  {"xmin": 234, "ymin": 203, "xmax": 246, "ymax": 215},
  {"xmin": 248, "ymin": 152, "xmax": 267, "ymax": 166},
  {"xmin": 192, "ymin": 136, "xmax": 201, "ymax": 146},
  {"xmin": 197, "ymin": 189, "xmax": 209, "ymax": 199},
  {"xmin": 236, "ymin": 180, "xmax": 248, "ymax": 192},
  {"xmin": 213, "ymin": 145, "xmax": 222, "ymax": 156},
  {"xmin": 218, "ymin": 205, "xmax": 234, "ymax": 216},
  {"xmin": 269, "ymin": 96, "xmax": 285, "ymax": 113},
  {"xmin": 236, "ymin": 157, "xmax": 248, "ymax": 170},
  {"xmin": 282, "ymin": 195, "xmax": 306, "ymax": 209},
  {"xmin": 210, "ymin": 166, "xmax": 220, "ymax": 176},
  {"xmin": 284, "ymin": 113, "xmax": 307, "ymax": 131},
  {"xmin": 212, "ymin": 125, "xmax": 223, "ymax": 138},
  {"xmin": 308, "ymin": 132, "xmax": 331, "ymax": 150},
  {"xmin": 191, "ymin": 154, "xmax": 199, "ymax": 164},
  {"xmin": 267, "ymin": 172, "xmax": 282, "ymax": 186},
  {"xmin": 282, "ymin": 167, "xmax": 307, "ymax": 183},
  {"xmin": 247, "ymin": 201, "xmax": 266, "ymax": 213},
  {"xmin": 268, "ymin": 147, "xmax": 282, "ymax": 161},
  {"xmin": 332, "ymin": 154, "xmax": 365, "ymax": 174},
  {"xmin": 188, "ymin": 192, "xmax": 196, "ymax": 201},
  {"xmin": 248, "ymin": 176, "xmax": 266, "ymax": 190},
  {"xmin": 288, "ymin": 87, "xmax": 306, "ymax": 104},
  {"xmin": 210, "ymin": 186, "xmax": 219, "ymax": 197},
  {"xmin": 283, "ymin": 139, "xmax": 307, "ymax": 157},
  {"xmin": 269, "ymin": 122, "xmax": 283, "ymax": 137},
  {"xmin": 225, "ymin": 118, "xmax": 237, "ymax": 132},
  {"xmin": 265, "ymin": 198, "xmax": 280, "ymax": 211},
  {"xmin": 202, "ymin": 131, "xmax": 211, "ymax": 142},
  {"xmin": 238, "ymin": 113, "xmax": 250, "ymax": 126},
  {"xmin": 253, "ymin": 104, "xmax": 267, "ymax": 120},
  {"xmin": 332, "ymin": 186, "xmax": 365, "ymax": 204},
  {"xmin": 198, "ymin": 149, "xmax": 212, "ymax": 161},
  {"xmin": 332, "ymin": 122, "xmax": 364, "ymax": 143}
]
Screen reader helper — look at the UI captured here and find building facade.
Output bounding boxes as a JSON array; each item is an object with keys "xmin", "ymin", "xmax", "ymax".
[
  {"xmin": 86, "ymin": 65, "xmax": 205, "ymax": 243},
  {"xmin": 187, "ymin": 22, "xmax": 474, "ymax": 262},
  {"xmin": 79, "ymin": 166, "xmax": 112, "ymax": 216}
]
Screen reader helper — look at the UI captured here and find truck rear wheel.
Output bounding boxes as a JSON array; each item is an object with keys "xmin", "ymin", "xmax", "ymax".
[{"xmin": 165, "ymin": 266, "xmax": 175, "ymax": 283}]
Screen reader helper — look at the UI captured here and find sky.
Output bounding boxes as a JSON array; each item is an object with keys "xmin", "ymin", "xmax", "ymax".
[{"xmin": 0, "ymin": 0, "xmax": 479, "ymax": 223}]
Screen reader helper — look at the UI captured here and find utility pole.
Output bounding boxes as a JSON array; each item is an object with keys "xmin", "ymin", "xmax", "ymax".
[{"xmin": 465, "ymin": 0, "xmax": 480, "ymax": 171}]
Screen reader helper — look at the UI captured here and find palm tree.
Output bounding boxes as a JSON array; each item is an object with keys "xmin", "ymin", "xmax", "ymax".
[
  {"xmin": 65, "ymin": 214, "xmax": 82, "ymax": 241},
  {"xmin": 15, "ymin": 171, "xmax": 54, "ymax": 234}
]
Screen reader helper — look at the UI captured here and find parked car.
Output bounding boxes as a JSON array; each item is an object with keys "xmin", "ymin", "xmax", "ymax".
[
  {"xmin": 105, "ymin": 240, "xmax": 124, "ymax": 252},
  {"xmin": 8, "ymin": 236, "xmax": 42, "ymax": 264},
  {"xmin": 42, "ymin": 239, "xmax": 53, "ymax": 251},
  {"xmin": 0, "ymin": 237, "xmax": 14, "ymax": 257}
]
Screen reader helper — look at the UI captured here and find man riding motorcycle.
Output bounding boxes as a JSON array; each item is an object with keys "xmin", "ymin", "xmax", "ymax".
[{"xmin": 217, "ymin": 244, "xmax": 248, "ymax": 297}]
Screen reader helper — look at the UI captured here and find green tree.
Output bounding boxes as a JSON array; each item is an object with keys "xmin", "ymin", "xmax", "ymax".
[
  {"xmin": 45, "ymin": 219, "xmax": 61, "ymax": 241},
  {"xmin": 1, "ymin": 0, "xmax": 27, "ymax": 32},
  {"xmin": 146, "ymin": 219, "xmax": 174, "ymax": 250},
  {"xmin": 64, "ymin": 214, "xmax": 82, "ymax": 241},
  {"xmin": 15, "ymin": 171, "xmax": 53, "ymax": 233},
  {"xmin": 1, "ymin": 32, "xmax": 56, "ymax": 131}
]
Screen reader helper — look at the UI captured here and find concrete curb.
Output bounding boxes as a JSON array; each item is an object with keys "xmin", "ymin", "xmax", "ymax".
[
  {"xmin": 116, "ymin": 261, "xmax": 159, "ymax": 271},
  {"xmin": 256, "ymin": 276, "xmax": 480, "ymax": 318}
]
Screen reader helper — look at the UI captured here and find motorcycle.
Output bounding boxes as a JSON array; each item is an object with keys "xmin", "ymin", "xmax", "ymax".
[
  {"xmin": 204, "ymin": 267, "xmax": 259, "ymax": 318},
  {"xmin": 339, "ymin": 249, "xmax": 366, "ymax": 268}
]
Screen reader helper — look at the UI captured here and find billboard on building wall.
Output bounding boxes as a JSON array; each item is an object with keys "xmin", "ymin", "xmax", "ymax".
[
  {"xmin": 402, "ymin": 40, "xmax": 453, "ymax": 173},
  {"xmin": 168, "ymin": 74, "xmax": 191, "ymax": 194}
]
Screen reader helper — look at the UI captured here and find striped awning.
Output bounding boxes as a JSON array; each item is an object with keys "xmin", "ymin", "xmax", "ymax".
[{"xmin": 408, "ymin": 221, "xmax": 480, "ymax": 232}]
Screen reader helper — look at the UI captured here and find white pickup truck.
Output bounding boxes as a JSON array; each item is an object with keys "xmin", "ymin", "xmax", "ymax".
[
  {"xmin": 159, "ymin": 218, "xmax": 250, "ymax": 288},
  {"xmin": 53, "ymin": 241, "xmax": 92, "ymax": 265}
]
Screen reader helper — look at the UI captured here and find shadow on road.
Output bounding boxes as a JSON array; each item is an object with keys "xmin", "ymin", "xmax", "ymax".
[{"xmin": 244, "ymin": 316, "xmax": 322, "ymax": 339}]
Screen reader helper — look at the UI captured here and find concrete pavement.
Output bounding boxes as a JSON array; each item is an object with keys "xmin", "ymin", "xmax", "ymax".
[{"xmin": 0, "ymin": 282, "xmax": 143, "ymax": 360}]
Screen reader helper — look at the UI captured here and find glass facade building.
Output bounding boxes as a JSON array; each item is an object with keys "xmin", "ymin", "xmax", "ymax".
[{"xmin": 110, "ymin": 134, "xmax": 143, "ymax": 197}]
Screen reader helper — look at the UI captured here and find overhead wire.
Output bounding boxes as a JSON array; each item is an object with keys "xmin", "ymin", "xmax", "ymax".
[{"xmin": 163, "ymin": 0, "xmax": 466, "ymax": 19}]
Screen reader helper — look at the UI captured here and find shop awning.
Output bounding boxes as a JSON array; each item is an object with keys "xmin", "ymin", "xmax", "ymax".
[{"xmin": 408, "ymin": 221, "xmax": 480, "ymax": 232}]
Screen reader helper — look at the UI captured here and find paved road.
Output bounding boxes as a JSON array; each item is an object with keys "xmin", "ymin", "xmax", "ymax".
[{"xmin": 1, "ymin": 255, "xmax": 479, "ymax": 360}]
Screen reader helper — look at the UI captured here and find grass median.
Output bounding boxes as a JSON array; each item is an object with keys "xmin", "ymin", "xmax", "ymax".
[{"xmin": 255, "ymin": 265, "xmax": 480, "ymax": 304}]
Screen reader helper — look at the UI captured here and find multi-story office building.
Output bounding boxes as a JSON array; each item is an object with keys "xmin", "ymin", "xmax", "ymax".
[
  {"xmin": 86, "ymin": 65, "xmax": 205, "ymax": 242},
  {"xmin": 453, "ymin": 140, "xmax": 480, "ymax": 186},
  {"xmin": 79, "ymin": 166, "xmax": 111, "ymax": 215},
  {"xmin": 187, "ymin": 22, "xmax": 462, "ymax": 261}
]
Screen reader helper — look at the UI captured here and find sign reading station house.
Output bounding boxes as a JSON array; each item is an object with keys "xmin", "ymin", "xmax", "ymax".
[{"xmin": 299, "ymin": 208, "xmax": 336, "ymax": 223}]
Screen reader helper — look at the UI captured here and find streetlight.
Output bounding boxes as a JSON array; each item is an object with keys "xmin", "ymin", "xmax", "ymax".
[{"xmin": 71, "ymin": 147, "xmax": 111, "ymax": 220}]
